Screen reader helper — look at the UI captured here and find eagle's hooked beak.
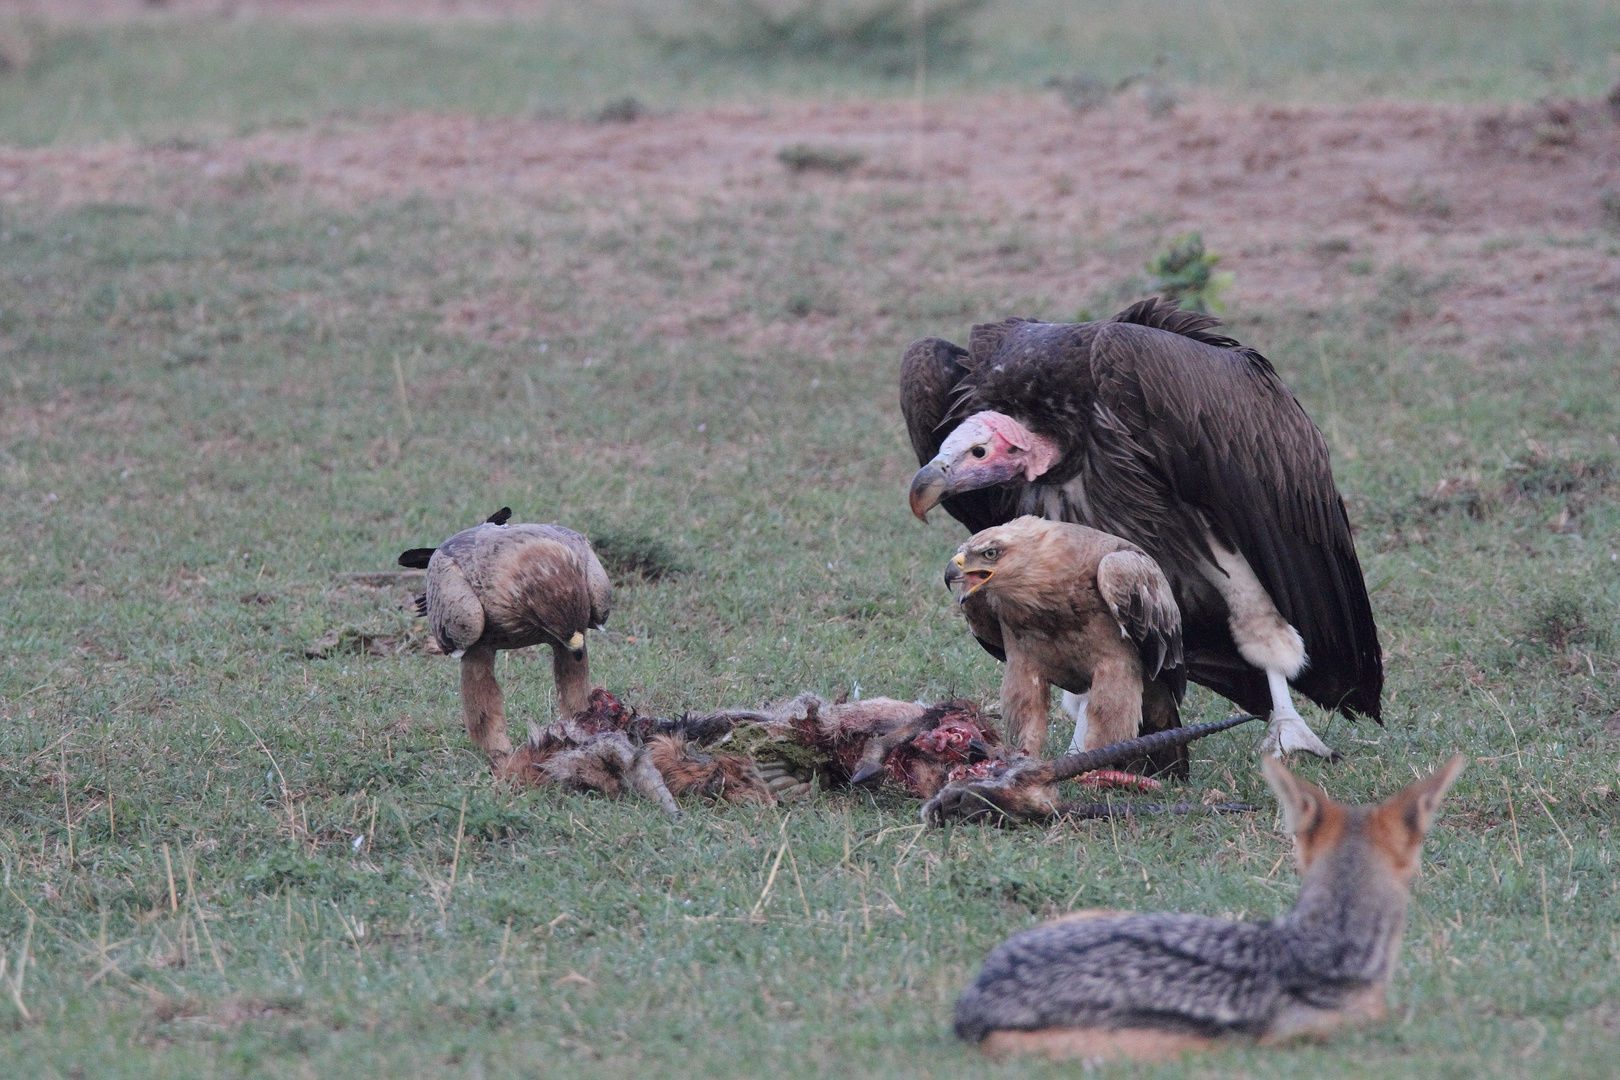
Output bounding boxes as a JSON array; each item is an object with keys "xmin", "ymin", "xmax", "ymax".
[
  {"xmin": 909, "ymin": 460, "xmax": 949, "ymax": 521},
  {"xmin": 567, "ymin": 631, "xmax": 586, "ymax": 660},
  {"xmin": 945, "ymin": 552, "xmax": 993, "ymax": 602}
]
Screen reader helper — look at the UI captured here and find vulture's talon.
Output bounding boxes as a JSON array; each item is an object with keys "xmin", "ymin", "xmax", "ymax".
[{"xmin": 1260, "ymin": 713, "xmax": 1337, "ymax": 760}]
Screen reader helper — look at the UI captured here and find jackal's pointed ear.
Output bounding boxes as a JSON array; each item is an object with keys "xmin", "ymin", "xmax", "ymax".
[
  {"xmin": 1261, "ymin": 756, "xmax": 1329, "ymax": 837},
  {"xmin": 1391, "ymin": 753, "xmax": 1467, "ymax": 838}
]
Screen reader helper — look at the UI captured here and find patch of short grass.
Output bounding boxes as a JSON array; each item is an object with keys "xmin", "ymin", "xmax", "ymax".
[{"xmin": 0, "ymin": 156, "xmax": 1615, "ymax": 1077}]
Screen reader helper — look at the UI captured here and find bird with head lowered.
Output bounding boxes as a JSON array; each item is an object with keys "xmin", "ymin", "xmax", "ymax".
[{"xmin": 399, "ymin": 509, "xmax": 611, "ymax": 774}]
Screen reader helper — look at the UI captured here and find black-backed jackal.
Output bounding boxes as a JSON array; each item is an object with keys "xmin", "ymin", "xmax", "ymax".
[{"xmin": 954, "ymin": 754, "xmax": 1467, "ymax": 1062}]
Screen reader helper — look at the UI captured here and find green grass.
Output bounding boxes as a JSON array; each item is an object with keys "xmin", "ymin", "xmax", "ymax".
[
  {"xmin": 0, "ymin": 161, "xmax": 1616, "ymax": 1078},
  {"xmin": 0, "ymin": 5, "xmax": 1618, "ymax": 1076},
  {"xmin": 2, "ymin": 0, "xmax": 1617, "ymax": 146}
]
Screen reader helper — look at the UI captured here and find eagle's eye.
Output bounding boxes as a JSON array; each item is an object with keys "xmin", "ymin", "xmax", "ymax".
[
  {"xmin": 970, "ymin": 444, "xmax": 988, "ymax": 459},
  {"xmin": 980, "ymin": 547, "xmax": 1000, "ymax": 562}
]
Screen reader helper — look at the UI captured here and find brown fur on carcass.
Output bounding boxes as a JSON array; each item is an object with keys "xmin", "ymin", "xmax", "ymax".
[
  {"xmin": 499, "ymin": 689, "xmax": 770, "ymax": 813},
  {"xmin": 705, "ymin": 693, "xmax": 1002, "ymax": 799},
  {"xmin": 646, "ymin": 734, "xmax": 775, "ymax": 804}
]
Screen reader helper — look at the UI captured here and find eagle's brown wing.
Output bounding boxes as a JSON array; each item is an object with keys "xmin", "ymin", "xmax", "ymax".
[
  {"xmin": 530, "ymin": 524, "xmax": 612, "ymax": 628},
  {"xmin": 424, "ymin": 549, "xmax": 484, "ymax": 656},
  {"xmin": 1095, "ymin": 549, "xmax": 1184, "ymax": 688}
]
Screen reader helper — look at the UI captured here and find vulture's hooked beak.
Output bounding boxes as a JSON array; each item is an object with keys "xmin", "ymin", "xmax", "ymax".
[
  {"xmin": 908, "ymin": 460, "xmax": 949, "ymax": 521},
  {"xmin": 910, "ymin": 441, "xmax": 1034, "ymax": 521},
  {"xmin": 567, "ymin": 631, "xmax": 586, "ymax": 660}
]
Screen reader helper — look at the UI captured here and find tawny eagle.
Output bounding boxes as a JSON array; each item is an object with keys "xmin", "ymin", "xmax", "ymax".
[
  {"xmin": 903, "ymin": 299, "xmax": 1382, "ymax": 758},
  {"xmin": 399, "ymin": 511, "xmax": 611, "ymax": 771},
  {"xmin": 945, "ymin": 517, "xmax": 1188, "ymax": 774}
]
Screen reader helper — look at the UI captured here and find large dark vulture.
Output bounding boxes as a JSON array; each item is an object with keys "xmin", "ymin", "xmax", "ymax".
[{"xmin": 902, "ymin": 299, "xmax": 1382, "ymax": 758}]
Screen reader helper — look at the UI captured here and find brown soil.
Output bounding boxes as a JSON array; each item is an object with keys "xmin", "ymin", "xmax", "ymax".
[{"xmin": 3, "ymin": 94, "xmax": 1617, "ymax": 346}]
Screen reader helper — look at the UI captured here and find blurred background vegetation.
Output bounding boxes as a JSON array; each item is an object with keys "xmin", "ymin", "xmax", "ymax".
[{"xmin": 0, "ymin": 0, "xmax": 1614, "ymax": 145}]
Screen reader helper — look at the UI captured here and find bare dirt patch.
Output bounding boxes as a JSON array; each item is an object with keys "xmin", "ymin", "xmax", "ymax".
[{"xmin": 3, "ymin": 94, "xmax": 1616, "ymax": 346}]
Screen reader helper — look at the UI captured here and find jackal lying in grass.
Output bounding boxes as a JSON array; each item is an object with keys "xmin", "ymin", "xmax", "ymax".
[{"xmin": 954, "ymin": 754, "xmax": 1467, "ymax": 1062}]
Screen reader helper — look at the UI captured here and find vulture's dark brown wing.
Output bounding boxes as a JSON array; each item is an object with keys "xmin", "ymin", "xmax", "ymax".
[
  {"xmin": 899, "ymin": 337, "xmax": 1024, "ymax": 534},
  {"xmin": 1084, "ymin": 321, "xmax": 1382, "ymax": 720}
]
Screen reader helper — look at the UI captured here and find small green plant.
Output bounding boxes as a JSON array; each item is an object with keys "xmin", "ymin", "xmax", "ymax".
[
  {"xmin": 777, "ymin": 143, "xmax": 864, "ymax": 175},
  {"xmin": 1145, "ymin": 232, "xmax": 1233, "ymax": 313},
  {"xmin": 1526, "ymin": 593, "xmax": 1599, "ymax": 653}
]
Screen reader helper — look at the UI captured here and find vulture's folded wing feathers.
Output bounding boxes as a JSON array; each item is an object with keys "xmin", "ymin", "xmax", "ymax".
[{"xmin": 1085, "ymin": 322, "xmax": 1382, "ymax": 720}]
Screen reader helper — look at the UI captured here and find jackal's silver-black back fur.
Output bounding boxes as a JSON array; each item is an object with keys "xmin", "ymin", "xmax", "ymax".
[{"xmin": 955, "ymin": 754, "xmax": 1466, "ymax": 1049}]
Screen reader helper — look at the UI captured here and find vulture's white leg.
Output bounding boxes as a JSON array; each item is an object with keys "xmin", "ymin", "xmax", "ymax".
[
  {"xmin": 1258, "ymin": 669, "xmax": 1335, "ymax": 760},
  {"xmin": 1199, "ymin": 535, "xmax": 1336, "ymax": 760},
  {"xmin": 1062, "ymin": 692, "xmax": 1090, "ymax": 755}
]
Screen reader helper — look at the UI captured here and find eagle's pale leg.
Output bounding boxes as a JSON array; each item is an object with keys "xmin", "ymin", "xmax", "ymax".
[
  {"xmin": 1001, "ymin": 648, "xmax": 1052, "ymax": 755},
  {"xmin": 1258, "ymin": 669, "xmax": 1335, "ymax": 759},
  {"xmin": 460, "ymin": 644, "xmax": 514, "ymax": 760},
  {"xmin": 1062, "ymin": 692, "xmax": 1090, "ymax": 755}
]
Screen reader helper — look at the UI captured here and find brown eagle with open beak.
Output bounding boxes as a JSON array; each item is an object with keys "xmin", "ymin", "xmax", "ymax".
[{"xmin": 945, "ymin": 517, "xmax": 1187, "ymax": 775}]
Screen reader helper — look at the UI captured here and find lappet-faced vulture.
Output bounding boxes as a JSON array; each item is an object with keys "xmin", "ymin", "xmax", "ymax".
[{"xmin": 903, "ymin": 299, "xmax": 1382, "ymax": 758}]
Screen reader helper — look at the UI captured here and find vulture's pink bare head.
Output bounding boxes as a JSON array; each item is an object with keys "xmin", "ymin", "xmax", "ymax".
[{"xmin": 908, "ymin": 411, "xmax": 1059, "ymax": 521}]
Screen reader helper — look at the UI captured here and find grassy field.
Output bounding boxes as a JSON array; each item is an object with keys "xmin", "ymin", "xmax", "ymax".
[
  {"xmin": 1, "ymin": 3, "xmax": 1619, "ymax": 1077},
  {"xmin": 3, "ymin": 0, "xmax": 1618, "ymax": 146}
]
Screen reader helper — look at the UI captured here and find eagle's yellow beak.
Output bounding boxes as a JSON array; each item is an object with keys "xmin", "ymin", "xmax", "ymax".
[
  {"xmin": 959, "ymin": 569, "xmax": 993, "ymax": 597},
  {"xmin": 944, "ymin": 552, "xmax": 992, "ymax": 602}
]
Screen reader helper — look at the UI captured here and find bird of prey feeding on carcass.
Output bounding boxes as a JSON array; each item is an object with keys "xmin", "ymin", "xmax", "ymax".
[
  {"xmin": 902, "ymin": 298, "xmax": 1382, "ymax": 759},
  {"xmin": 945, "ymin": 517, "xmax": 1189, "ymax": 778},
  {"xmin": 399, "ymin": 509, "xmax": 612, "ymax": 773}
]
